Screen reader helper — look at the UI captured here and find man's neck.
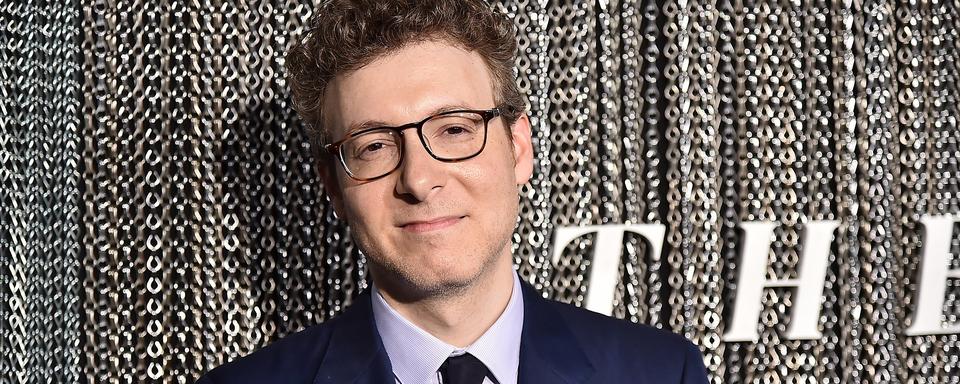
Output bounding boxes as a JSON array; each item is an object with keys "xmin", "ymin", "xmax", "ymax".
[{"xmin": 374, "ymin": 257, "xmax": 516, "ymax": 348}]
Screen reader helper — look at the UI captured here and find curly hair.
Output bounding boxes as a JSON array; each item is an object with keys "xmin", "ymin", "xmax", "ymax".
[{"xmin": 285, "ymin": 0, "xmax": 526, "ymax": 153}]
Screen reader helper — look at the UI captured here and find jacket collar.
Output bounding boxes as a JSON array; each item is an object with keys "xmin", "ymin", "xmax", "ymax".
[
  {"xmin": 517, "ymin": 280, "xmax": 596, "ymax": 384},
  {"xmin": 313, "ymin": 291, "xmax": 395, "ymax": 384},
  {"xmin": 313, "ymin": 279, "xmax": 596, "ymax": 384}
]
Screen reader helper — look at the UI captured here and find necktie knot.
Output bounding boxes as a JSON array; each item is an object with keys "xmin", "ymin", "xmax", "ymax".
[{"xmin": 439, "ymin": 353, "xmax": 491, "ymax": 384}]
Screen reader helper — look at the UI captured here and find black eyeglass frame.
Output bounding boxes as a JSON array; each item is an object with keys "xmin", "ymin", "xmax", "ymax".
[{"xmin": 325, "ymin": 106, "xmax": 508, "ymax": 181}]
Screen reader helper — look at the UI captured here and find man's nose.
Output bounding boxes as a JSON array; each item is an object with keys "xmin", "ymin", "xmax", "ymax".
[{"xmin": 394, "ymin": 134, "xmax": 445, "ymax": 202}]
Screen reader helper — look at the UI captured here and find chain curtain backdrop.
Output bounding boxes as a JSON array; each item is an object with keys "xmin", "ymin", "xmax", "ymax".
[{"xmin": 2, "ymin": 0, "xmax": 960, "ymax": 382}]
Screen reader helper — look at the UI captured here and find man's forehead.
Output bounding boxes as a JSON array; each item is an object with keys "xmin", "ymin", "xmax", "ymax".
[{"xmin": 322, "ymin": 40, "xmax": 497, "ymax": 138}]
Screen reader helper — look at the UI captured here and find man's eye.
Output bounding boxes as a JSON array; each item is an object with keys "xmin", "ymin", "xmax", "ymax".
[
  {"xmin": 443, "ymin": 125, "xmax": 471, "ymax": 135},
  {"xmin": 354, "ymin": 141, "xmax": 394, "ymax": 159},
  {"xmin": 363, "ymin": 142, "xmax": 385, "ymax": 152}
]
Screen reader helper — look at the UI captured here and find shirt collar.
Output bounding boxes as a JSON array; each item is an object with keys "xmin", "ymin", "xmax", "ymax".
[{"xmin": 371, "ymin": 272, "xmax": 525, "ymax": 384}]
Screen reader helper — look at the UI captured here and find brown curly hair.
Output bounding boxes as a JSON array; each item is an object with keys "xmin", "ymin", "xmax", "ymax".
[{"xmin": 285, "ymin": 0, "xmax": 526, "ymax": 155}]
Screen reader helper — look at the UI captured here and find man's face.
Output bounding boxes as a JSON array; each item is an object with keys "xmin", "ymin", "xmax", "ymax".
[{"xmin": 322, "ymin": 40, "xmax": 533, "ymax": 299}]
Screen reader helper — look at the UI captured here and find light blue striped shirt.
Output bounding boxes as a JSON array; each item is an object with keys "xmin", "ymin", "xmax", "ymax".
[{"xmin": 371, "ymin": 272, "xmax": 524, "ymax": 384}]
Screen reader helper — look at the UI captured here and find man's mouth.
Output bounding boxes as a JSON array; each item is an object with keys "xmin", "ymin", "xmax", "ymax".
[{"xmin": 399, "ymin": 215, "xmax": 465, "ymax": 233}]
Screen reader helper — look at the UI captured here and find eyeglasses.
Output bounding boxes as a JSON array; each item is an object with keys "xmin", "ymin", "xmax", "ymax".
[{"xmin": 325, "ymin": 106, "xmax": 507, "ymax": 181}]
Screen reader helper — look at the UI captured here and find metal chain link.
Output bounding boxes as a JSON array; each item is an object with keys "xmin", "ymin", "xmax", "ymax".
[
  {"xmin": 859, "ymin": 0, "xmax": 902, "ymax": 382},
  {"xmin": 0, "ymin": 1, "xmax": 83, "ymax": 382}
]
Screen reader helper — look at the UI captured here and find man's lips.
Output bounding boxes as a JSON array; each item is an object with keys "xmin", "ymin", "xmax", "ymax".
[{"xmin": 399, "ymin": 215, "xmax": 465, "ymax": 233}]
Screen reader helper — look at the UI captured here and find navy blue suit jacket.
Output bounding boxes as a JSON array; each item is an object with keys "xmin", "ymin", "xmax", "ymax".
[{"xmin": 197, "ymin": 280, "xmax": 709, "ymax": 383}]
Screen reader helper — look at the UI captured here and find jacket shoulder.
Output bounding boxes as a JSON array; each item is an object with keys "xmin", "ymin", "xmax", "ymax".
[
  {"xmin": 547, "ymin": 299, "xmax": 692, "ymax": 348},
  {"xmin": 195, "ymin": 317, "xmax": 341, "ymax": 384},
  {"xmin": 544, "ymin": 299, "xmax": 707, "ymax": 382}
]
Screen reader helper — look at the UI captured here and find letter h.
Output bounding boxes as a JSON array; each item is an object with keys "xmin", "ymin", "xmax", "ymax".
[{"xmin": 723, "ymin": 221, "xmax": 840, "ymax": 342}]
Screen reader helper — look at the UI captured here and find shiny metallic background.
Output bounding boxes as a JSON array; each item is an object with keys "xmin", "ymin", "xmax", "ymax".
[{"xmin": 1, "ymin": 0, "xmax": 958, "ymax": 382}]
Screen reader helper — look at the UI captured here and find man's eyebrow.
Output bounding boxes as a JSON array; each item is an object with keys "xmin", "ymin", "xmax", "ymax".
[
  {"xmin": 346, "ymin": 119, "xmax": 391, "ymax": 134},
  {"xmin": 344, "ymin": 103, "xmax": 474, "ymax": 134}
]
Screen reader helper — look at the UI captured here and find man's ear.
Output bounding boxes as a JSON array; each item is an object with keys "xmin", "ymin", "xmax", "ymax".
[
  {"xmin": 317, "ymin": 160, "xmax": 347, "ymax": 220},
  {"xmin": 509, "ymin": 113, "xmax": 534, "ymax": 185}
]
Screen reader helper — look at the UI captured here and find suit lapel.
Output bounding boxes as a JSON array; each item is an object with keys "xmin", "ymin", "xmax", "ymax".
[
  {"xmin": 313, "ymin": 291, "xmax": 395, "ymax": 384},
  {"xmin": 517, "ymin": 281, "xmax": 596, "ymax": 384}
]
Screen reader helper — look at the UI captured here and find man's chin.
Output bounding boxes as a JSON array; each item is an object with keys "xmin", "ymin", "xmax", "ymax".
[
  {"xmin": 417, "ymin": 277, "xmax": 475, "ymax": 298},
  {"xmin": 377, "ymin": 269, "xmax": 480, "ymax": 303}
]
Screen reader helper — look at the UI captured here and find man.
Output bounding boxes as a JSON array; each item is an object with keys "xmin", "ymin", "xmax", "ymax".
[{"xmin": 198, "ymin": 0, "xmax": 709, "ymax": 383}]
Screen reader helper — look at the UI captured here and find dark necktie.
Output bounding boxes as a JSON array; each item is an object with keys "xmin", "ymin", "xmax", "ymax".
[{"xmin": 439, "ymin": 353, "xmax": 490, "ymax": 384}]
